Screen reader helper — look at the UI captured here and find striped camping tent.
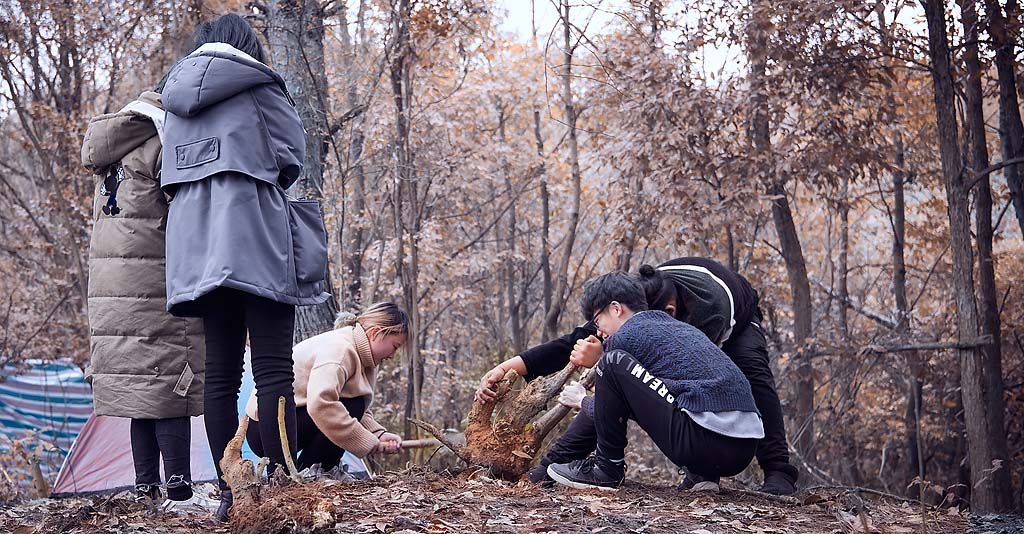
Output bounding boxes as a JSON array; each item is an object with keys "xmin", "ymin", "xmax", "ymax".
[{"xmin": 0, "ymin": 359, "xmax": 93, "ymax": 485}]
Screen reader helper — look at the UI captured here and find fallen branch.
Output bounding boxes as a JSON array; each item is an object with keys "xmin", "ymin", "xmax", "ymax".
[
  {"xmin": 410, "ymin": 418, "xmax": 475, "ymax": 466},
  {"xmin": 278, "ymin": 396, "xmax": 301, "ymax": 482}
]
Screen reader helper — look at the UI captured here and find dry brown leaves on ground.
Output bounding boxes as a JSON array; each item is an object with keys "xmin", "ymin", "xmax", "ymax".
[{"xmin": 0, "ymin": 466, "xmax": 969, "ymax": 533}]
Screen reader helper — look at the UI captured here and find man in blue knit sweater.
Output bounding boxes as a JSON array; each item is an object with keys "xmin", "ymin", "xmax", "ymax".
[{"xmin": 546, "ymin": 272, "xmax": 764, "ymax": 491}]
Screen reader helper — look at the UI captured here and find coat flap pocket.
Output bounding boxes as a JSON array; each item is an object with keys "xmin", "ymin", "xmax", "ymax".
[
  {"xmin": 173, "ymin": 362, "xmax": 195, "ymax": 397},
  {"xmin": 288, "ymin": 199, "xmax": 328, "ymax": 284},
  {"xmin": 175, "ymin": 137, "xmax": 219, "ymax": 169}
]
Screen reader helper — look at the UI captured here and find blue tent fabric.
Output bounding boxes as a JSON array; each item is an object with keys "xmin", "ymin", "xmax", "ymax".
[{"xmin": 0, "ymin": 360, "xmax": 93, "ymax": 484}]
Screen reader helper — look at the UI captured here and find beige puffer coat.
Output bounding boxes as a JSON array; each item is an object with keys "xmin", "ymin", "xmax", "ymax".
[{"xmin": 82, "ymin": 91, "xmax": 204, "ymax": 418}]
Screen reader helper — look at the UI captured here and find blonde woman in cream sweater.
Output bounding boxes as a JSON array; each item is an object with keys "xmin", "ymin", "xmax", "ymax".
[{"xmin": 245, "ymin": 303, "xmax": 408, "ymax": 470}]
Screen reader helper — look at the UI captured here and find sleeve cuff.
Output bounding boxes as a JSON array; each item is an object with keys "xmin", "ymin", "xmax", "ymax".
[{"xmin": 581, "ymin": 395, "xmax": 595, "ymax": 419}]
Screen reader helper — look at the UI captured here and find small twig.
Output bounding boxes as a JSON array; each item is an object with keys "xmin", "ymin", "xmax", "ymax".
[
  {"xmin": 278, "ymin": 396, "xmax": 301, "ymax": 481},
  {"xmin": 721, "ymin": 487, "xmax": 804, "ymax": 506},
  {"xmin": 803, "ymin": 484, "xmax": 923, "ymax": 505}
]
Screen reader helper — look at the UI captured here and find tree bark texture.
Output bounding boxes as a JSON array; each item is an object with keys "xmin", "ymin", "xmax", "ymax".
[
  {"xmin": 922, "ymin": 0, "xmax": 1010, "ymax": 513},
  {"xmin": 543, "ymin": 0, "xmax": 583, "ymax": 339},
  {"xmin": 983, "ymin": 0, "xmax": 1024, "ymax": 237},
  {"xmin": 265, "ymin": 0, "xmax": 339, "ymax": 343},
  {"xmin": 748, "ymin": 0, "xmax": 815, "ymax": 460},
  {"xmin": 959, "ymin": 0, "xmax": 1012, "ymax": 511}
]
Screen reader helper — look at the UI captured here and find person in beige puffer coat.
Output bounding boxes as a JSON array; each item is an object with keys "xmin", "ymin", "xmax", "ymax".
[{"xmin": 82, "ymin": 90, "xmax": 205, "ymax": 503}]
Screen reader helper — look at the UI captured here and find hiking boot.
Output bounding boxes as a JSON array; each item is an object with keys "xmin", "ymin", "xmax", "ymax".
[
  {"xmin": 679, "ymin": 472, "xmax": 720, "ymax": 493},
  {"xmin": 135, "ymin": 484, "xmax": 161, "ymax": 501},
  {"xmin": 525, "ymin": 463, "xmax": 553, "ymax": 486},
  {"xmin": 547, "ymin": 455, "xmax": 625, "ymax": 492},
  {"xmin": 760, "ymin": 470, "xmax": 797, "ymax": 495},
  {"xmin": 214, "ymin": 489, "xmax": 233, "ymax": 522}
]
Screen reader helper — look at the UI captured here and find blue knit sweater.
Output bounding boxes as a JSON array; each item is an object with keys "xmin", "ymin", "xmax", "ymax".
[{"xmin": 604, "ymin": 310, "xmax": 759, "ymax": 414}]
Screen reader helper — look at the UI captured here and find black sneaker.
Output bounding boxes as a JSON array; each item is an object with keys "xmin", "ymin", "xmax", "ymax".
[
  {"xmin": 759, "ymin": 470, "xmax": 797, "ymax": 495},
  {"xmin": 547, "ymin": 456, "xmax": 624, "ymax": 492},
  {"xmin": 135, "ymin": 483, "xmax": 161, "ymax": 501},
  {"xmin": 525, "ymin": 463, "xmax": 553, "ymax": 485}
]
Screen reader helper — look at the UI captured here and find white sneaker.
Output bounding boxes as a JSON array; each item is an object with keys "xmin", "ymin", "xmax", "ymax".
[
  {"xmin": 690, "ymin": 480, "xmax": 721, "ymax": 493},
  {"xmin": 161, "ymin": 491, "xmax": 220, "ymax": 515}
]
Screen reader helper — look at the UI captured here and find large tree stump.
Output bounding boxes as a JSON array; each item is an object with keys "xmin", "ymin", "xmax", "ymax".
[{"xmin": 414, "ymin": 363, "xmax": 594, "ymax": 480}]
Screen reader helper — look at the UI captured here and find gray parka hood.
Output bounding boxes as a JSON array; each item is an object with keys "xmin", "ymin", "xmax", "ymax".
[
  {"xmin": 159, "ymin": 42, "xmax": 305, "ymax": 193},
  {"xmin": 162, "ymin": 43, "xmax": 291, "ymax": 118}
]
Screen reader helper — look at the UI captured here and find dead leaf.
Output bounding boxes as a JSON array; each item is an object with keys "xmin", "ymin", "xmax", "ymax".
[{"xmin": 511, "ymin": 450, "xmax": 532, "ymax": 459}]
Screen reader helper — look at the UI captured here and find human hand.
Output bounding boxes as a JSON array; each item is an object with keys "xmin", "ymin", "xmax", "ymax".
[
  {"xmin": 375, "ymin": 432, "xmax": 403, "ymax": 454},
  {"xmin": 475, "ymin": 366, "xmax": 507, "ymax": 404},
  {"xmin": 570, "ymin": 335, "xmax": 603, "ymax": 368},
  {"xmin": 557, "ymin": 380, "xmax": 586, "ymax": 410}
]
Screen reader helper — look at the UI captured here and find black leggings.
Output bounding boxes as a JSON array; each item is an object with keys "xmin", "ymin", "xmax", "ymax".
[
  {"xmin": 130, "ymin": 417, "xmax": 193, "ymax": 500},
  {"xmin": 200, "ymin": 287, "xmax": 296, "ymax": 490},
  {"xmin": 247, "ymin": 398, "xmax": 366, "ymax": 471}
]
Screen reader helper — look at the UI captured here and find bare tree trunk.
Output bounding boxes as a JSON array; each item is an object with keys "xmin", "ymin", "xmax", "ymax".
[
  {"xmin": 960, "ymin": 0, "xmax": 1013, "ymax": 511},
  {"xmin": 534, "ymin": 110, "xmax": 554, "ymax": 339},
  {"xmin": 748, "ymin": 0, "xmax": 815, "ymax": 460},
  {"xmin": 837, "ymin": 176, "xmax": 850, "ymax": 340},
  {"xmin": 496, "ymin": 100, "xmax": 524, "ymax": 353},
  {"xmin": 389, "ymin": 0, "xmax": 422, "ymax": 437},
  {"xmin": 339, "ymin": 0, "xmax": 370, "ymax": 311},
  {"xmin": 922, "ymin": 0, "xmax": 1010, "ymax": 513},
  {"xmin": 543, "ymin": 0, "xmax": 582, "ymax": 338},
  {"xmin": 875, "ymin": 3, "xmax": 925, "ymax": 494},
  {"xmin": 983, "ymin": 0, "xmax": 1024, "ymax": 237},
  {"xmin": 265, "ymin": 0, "xmax": 338, "ymax": 343}
]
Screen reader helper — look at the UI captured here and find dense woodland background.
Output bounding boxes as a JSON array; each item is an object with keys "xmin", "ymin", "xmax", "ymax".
[{"xmin": 0, "ymin": 0, "xmax": 1022, "ymax": 514}]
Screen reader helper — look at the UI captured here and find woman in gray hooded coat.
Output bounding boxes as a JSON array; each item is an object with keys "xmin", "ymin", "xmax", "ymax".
[{"xmin": 160, "ymin": 14, "xmax": 329, "ymax": 521}]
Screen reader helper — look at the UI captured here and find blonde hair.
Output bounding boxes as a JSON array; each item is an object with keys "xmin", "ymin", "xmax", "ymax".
[{"xmin": 334, "ymin": 302, "xmax": 409, "ymax": 337}]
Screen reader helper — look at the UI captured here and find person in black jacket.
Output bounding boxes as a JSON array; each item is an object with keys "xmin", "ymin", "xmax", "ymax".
[{"xmin": 474, "ymin": 257, "xmax": 799, "ymax": 495}]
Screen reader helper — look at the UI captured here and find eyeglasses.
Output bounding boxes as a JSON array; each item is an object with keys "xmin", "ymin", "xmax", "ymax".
[{"xmin": 592, "ymin": 301, "xmax": 619, "ymax": 323}]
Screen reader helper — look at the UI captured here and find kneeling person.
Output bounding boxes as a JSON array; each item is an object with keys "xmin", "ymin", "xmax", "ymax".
[
  {"xmin": 547, "ymin": 272, "xmax": 763, "ymax": 491},
  {"xmin": 245, "ymin": 303, "xmax": 408, "ymax": 471}
]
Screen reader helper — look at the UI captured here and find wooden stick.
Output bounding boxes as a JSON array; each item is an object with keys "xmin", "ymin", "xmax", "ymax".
[
  {"xmin": 410, "ymin": 418, "xmax": 477, "ymax": 466},
  {"xmin": 278, "ymin": 396, "xmax": 301, "ymax": 481},
  {"xmin": 401, "ymin": 438, "xmax": 441, "ymax": 449}
]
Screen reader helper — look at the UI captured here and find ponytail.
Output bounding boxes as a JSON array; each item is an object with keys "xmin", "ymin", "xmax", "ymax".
[
  {"xmin": 636, "ymin": 264, "xmax": 678, "ymax": 317},
  {"xmin": 334, "ymin": 302, "xmax": 409, "ymax": 336}
]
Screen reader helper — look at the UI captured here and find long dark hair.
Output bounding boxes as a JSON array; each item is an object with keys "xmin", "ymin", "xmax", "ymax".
[{"xmin": 191, "ymin": 13, "xmax": 266, "ymax": 64}]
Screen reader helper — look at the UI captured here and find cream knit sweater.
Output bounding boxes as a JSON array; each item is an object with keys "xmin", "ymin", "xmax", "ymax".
[{"xmin": 245, "ymin": 324, "xmax": 387, "ymax": 457}]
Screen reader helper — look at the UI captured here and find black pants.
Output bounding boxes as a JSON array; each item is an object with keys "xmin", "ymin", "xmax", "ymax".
[
  {"xmin": 200, "ymin": 287, "xmax": 296, "ymax": 490},
  {"xmin": 592, "ymin": 351, "xmax": 757, "ymax": 477},
  {"xmin": 130, "ymin": 416, "xmax": 193, "ymax": 500},
  {"xmin": 247, "ymin": 398, "xmax": 366, "ymax": 471},
  {"xmin": 720, "ymin": 321, "xmax": 797, "ymax": 480},
  {"xmin": 541, "ymin": 322, "xmax": 798, "ymax": 481}
]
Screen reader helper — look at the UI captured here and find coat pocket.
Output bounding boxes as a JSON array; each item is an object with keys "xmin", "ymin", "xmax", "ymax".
[
  {"xmin": 288, "ymin": 199, "xmax": 328, "ymax": 283},
  {"xmin": 175, "ymin": 137, "xmax": 219, "ymax": 169}
]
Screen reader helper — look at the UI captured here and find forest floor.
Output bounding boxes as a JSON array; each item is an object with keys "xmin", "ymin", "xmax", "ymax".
[{"xmin": 0, "ymin": 465, "xmax": 987, "ymax": 533}]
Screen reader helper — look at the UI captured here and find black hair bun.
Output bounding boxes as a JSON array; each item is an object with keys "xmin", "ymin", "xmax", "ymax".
[{"xmin": 638, "ymin": 264, "xmax": 657, "ymax": 277}]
